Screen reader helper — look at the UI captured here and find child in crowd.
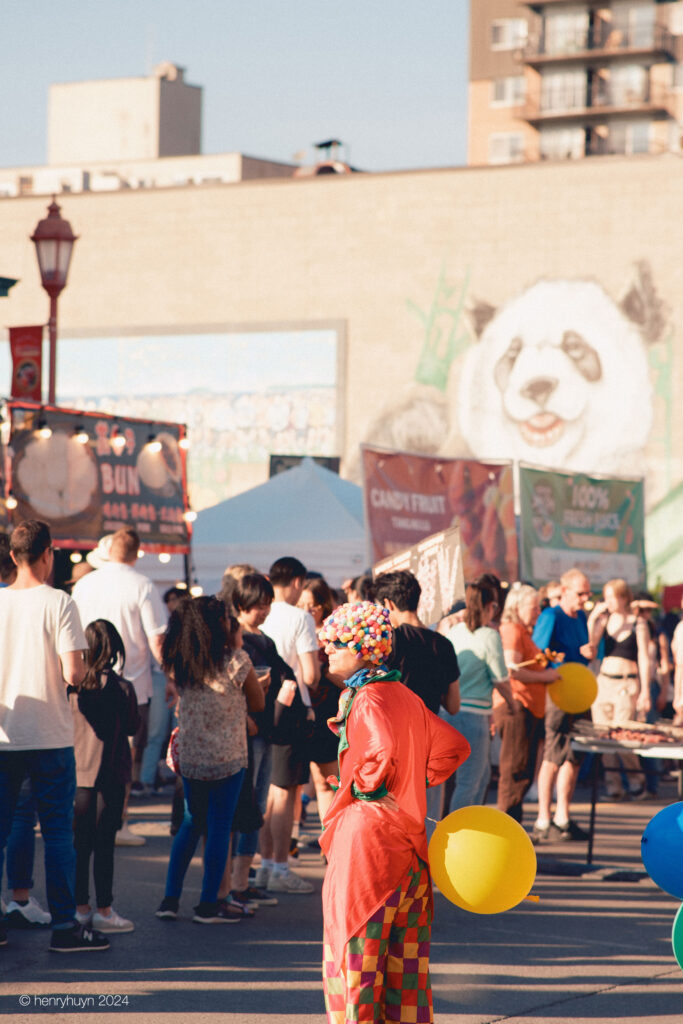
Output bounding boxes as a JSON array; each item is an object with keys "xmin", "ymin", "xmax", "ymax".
[
  {"xmin": 318, "ymin": 602, "xmax": 470, "ymax": 1024},
  {"xmin": 70, "ymin": 619, "xmax": 139, "ymax": 933}
]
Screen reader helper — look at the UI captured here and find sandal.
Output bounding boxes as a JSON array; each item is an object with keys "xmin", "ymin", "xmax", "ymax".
[{"xmin": 217, "ymin": 896, "xmax": 255, "ymax": 919}]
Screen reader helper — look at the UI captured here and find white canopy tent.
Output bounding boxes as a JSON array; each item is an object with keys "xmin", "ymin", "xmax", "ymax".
[{"xmin": 189, "ymin": 457, "xmax": 368, "ymax": 593}]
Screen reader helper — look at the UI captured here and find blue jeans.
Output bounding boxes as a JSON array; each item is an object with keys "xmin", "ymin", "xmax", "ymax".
[
  {"xmin": 441, "ymin": 710, "xmax": 491, "ymax": 811},
  {"xmin": 0, "ymin": 748, "xmax": 76, "ymax": 928},
  {"xmin": 140, "ymin": 671, "xmax": 173, "ymax": 787},
  {"xmin": 164, "ymin": 769, "xmax": 245, "ymax": 906},
  {"xmin": 234, "ymin": 737, "xmax": 272, "ymax": 857},
  {"xmin": 6, "ymin": 777, "xmax": 37, "ymax": 890}
]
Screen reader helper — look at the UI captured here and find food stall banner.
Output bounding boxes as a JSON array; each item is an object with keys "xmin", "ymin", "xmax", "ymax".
[
  {"xmin": 519, "ymin": 465, "xmax": 645, "ymax": 587},
  {"xmin": 361, "ymin": 446, "xmax": 517, "ymax": 582},
  {"xmin": 4, "ymin": 402, "xmax": 190, "ymax": 552},
  {"xmin": 9, "ymin": 326, "xmax": 43, "ymax": 401},
  {"xmin": 374, "ymin": 524, "xmax": 465, "ymax": 626}
]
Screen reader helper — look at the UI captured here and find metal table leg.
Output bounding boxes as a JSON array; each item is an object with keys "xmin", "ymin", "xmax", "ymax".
[{"xmin": 586, "ymin": 753, "xmax": 599, "ymax": 866}]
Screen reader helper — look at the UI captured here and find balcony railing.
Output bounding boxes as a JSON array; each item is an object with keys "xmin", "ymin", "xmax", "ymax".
[
  {"xmin": 521, "ymin": 81, "xmax": 676, "ymax": 122},
  {"xmin": 523, "ymin": 22, "xmax": 678, "ymax": 64},
  {"xmin": 584, "ymin": 136, "xmax": 651, "ymax": 157}
]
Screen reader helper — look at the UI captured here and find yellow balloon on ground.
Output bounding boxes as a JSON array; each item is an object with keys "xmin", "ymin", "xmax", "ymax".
[
  {"xmin": 428, "ymin": 805, "xmax": 537, "ymax": 914},
  {"xmin": 548, "ymin": 662, "xmax": 598, "ymax": 714}
]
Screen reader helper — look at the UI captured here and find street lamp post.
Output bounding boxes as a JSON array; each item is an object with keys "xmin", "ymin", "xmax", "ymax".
[{"xmin": 31, "ymin": 198, "xmax": 77, "ymax": 405}]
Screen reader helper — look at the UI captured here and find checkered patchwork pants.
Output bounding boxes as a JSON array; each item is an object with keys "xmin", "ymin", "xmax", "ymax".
[{"xmin": 323, "ymin": 857, "xmax": 433, "ymax": 1024}]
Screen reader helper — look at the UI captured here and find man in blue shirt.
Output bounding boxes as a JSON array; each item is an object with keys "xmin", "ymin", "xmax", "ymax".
[{"xmin": 531, "ymin": 568, "xmax": 593, "ymax": 842}]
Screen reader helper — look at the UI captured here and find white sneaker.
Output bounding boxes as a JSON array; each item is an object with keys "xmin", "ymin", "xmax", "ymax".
[
  {"xmin": 5, "ymin": 896, "xmax": 52, "ymax": 927},
  {"xmin": 75, "ymin": 909, "xmax": 92, "ymax": 926},
  {"xmin": 92, "ymin": 908, "xmax": 135, "ymax": 933},
  {"xmin": 267, "ymin": 868, "xmax": 313, "ymax": 894},
  {"xmin": 115, "ymin": 825, "xmax": 146, "ymax": 847},
  {"xmin": 253, "ymin": 866, "xmax": 270, "ymax": 889}
]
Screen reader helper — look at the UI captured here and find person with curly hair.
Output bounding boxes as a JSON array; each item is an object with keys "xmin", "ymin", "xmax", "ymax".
[{"xmin": 155, "ymin": 597, "xmax": 264, "ymax": 924}]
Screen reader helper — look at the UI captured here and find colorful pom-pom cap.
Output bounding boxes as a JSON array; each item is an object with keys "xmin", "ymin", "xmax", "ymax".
[{"xmin": 318, "ymin": 601, "xmax": 393, "ymax": 666}]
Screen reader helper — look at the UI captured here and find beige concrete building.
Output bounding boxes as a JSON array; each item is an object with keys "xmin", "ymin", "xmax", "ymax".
[
  {"xmin": 469, "ymin": 0, "xmax": 683, "ymax": 165},
  {"xmin": 1, "ymin": 153, "xmax": 682, "ymax": 581},
  {"xmin": 1, "ymin": 64, "xmax": 295, "ymax": 198},
  {"xmin": 48, "ymin": 61, "xmax": 202, "ymax": 164}
]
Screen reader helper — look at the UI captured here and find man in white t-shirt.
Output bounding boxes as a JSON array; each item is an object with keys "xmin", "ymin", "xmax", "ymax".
[
  {"xmin": 0, "ymin": 520, "xmax": 108, "ymax": 952},
  {"xmin": 259, "ymin": 556, "xmax": 320, "ymax": 894},
  {"xmin": 72, "ymin": 527, "xmax": 167, "ymax": 844}
]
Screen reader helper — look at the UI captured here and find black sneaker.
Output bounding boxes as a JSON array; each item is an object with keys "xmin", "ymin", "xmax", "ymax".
[
  {"xmin": 235, "ymin": 886, "xmax": 278, "ymax": 907},
  {"xmin": 155, "ymin": 898, "xmax": 179, "ymax": 920},
  {"xmin": 0, "ymin": 927, "xmax": 7, "ymax": 948},
  {"xmin": 193, "ymin": 901, "xmax": 239, "ymax": 924},
  {"xmin": 551, "ymin": 819, "xmax": 590, "ymax": 842},
  {"xmin": 530, "ymin": 824, "xmax": 550, "ymax": 844},
  {"xmin": 49, "ymin": 923, "xmax": 109, "ymax": 952}
]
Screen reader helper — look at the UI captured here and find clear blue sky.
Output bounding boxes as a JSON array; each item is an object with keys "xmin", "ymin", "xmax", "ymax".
[{"xmin": 1, "ymin": 0, "xmax": 469, "ymax": 172}]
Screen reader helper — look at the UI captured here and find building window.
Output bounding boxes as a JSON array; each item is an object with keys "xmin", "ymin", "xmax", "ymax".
[
  {"xmin": 488, "ymin": 132, "xmax": 525, "ymax": 164},
  {"xmin": 543, "ymin": 9, "xmax": 589, "ymax": 56},
  {"xmin": 540, "ymin": 127, "xmax": 586, "ymax": 161},
  {"xmin": 491, "ymin": 76, "xmax": 526, "ymax": 107},
  {"xmin": 608, "ymin": 64, "xmax": 648, "ymax": 106},
  {"xmin": 613, "ymin": 2, "xmax": 655, "ymax": 48},
  {"xmin": 491, "ymin": 18, "xmax": 528, "ymax": 51},
  {"xmin": 541, "ymin": 70, "xmax": 587, "ymax": 112},
  {"xmin": 607, "ymin": 120, "xmax": 651, "ymax": 155}
]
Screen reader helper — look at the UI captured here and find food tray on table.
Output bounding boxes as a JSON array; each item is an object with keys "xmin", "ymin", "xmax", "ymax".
[{"xmin": 571, "ymin": 720, "xmax": 683, "ymax": 750}]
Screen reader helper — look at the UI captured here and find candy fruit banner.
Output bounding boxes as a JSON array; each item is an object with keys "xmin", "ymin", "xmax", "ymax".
[
  {"xmin": 519, "ymin": 464, "xmax": 645, "ymax": 587},
  {"xmin": 362, "ymin": 446, "xmax": 517, "ymax": 583},
  {"xmin": 548, "ymin": 663, "xmax": 598, "ymax": 714},
  {"xmin": 3, "ymin": 401, "xmax": 190, "ymax": 552},
  {"xmin": 428, "ymin": 805, "xmax": 537, "ymax": 914}
]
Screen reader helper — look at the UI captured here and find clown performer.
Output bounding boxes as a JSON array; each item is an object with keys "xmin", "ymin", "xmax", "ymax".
[{"xmin": 318, "ymin": 602, "xmax": 470, "ymax": 1024}]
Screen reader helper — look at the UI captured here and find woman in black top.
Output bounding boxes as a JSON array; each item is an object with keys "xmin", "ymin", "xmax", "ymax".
[
  {"xmin": 588, "ymin": 578, "xmax": 651, "ymax": 798},
  {"xmin": 298, "ymin": 578, "xmax": 344, "ymax": 823},
  {"xmin": 229, "ymin": 573, "xmax": 301, "ymax": 902}
]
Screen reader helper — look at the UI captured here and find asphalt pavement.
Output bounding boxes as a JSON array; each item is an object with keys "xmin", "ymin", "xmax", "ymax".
[{"xmin": 1, "ymin": 776, "xmax": 682, "ymax": 1023}]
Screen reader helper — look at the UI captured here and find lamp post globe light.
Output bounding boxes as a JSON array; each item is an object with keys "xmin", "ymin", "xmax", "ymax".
[{"xmin": 31, "ymin": 198, "xmax": 77, "ymax": 405}]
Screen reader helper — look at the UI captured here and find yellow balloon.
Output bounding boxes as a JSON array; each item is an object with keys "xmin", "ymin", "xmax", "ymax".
[
  {"xmin": 548, "ymin": 662, "xmax": 598, "ymax": 714},
  {"xmin": 428, "ymin": 805, "xmax": 537, "ymax": 914}
]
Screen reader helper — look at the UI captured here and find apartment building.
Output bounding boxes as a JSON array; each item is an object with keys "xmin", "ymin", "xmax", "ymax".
[{"xmin": 469, "ymin": 0, "xmax": 683, "ymax": 164}]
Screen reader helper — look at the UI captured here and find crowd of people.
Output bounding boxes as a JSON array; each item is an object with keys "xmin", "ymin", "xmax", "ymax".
[{"xmin": 1, "ymin": 520, "xmax": 682, "ymax": 1017}]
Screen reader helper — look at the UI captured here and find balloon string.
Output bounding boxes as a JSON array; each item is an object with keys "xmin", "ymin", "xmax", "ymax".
[{"xmin": 425, "ymin": 816, "xmax": 439, "ymax": 825}]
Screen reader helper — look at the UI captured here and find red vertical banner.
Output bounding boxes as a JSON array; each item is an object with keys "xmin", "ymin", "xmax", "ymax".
[
  {"xmin": 361, "ymin": 446, "xmax": 518, "ymax": 582},
  {"xmin": 9, "ymin": 326, "xmax": 43, "ymax": 401}
]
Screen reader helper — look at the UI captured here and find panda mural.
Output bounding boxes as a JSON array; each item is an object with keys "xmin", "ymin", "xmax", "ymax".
[
  {"xmin": 455, "ymin": 274, "xmax": 661, "ymax": 477},
  {"xmin": 364, "ymin": 262, "xmax": 668, "ymax": 485}
]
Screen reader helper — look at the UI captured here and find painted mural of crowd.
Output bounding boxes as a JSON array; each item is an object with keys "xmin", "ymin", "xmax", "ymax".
[
  {"xmin": 71, "ymin": 385, "xmax": 337, "ymax": 511},
  {"xmin": 1, "ymin": 524, "xmax": 682, "ymax": 1015}
]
